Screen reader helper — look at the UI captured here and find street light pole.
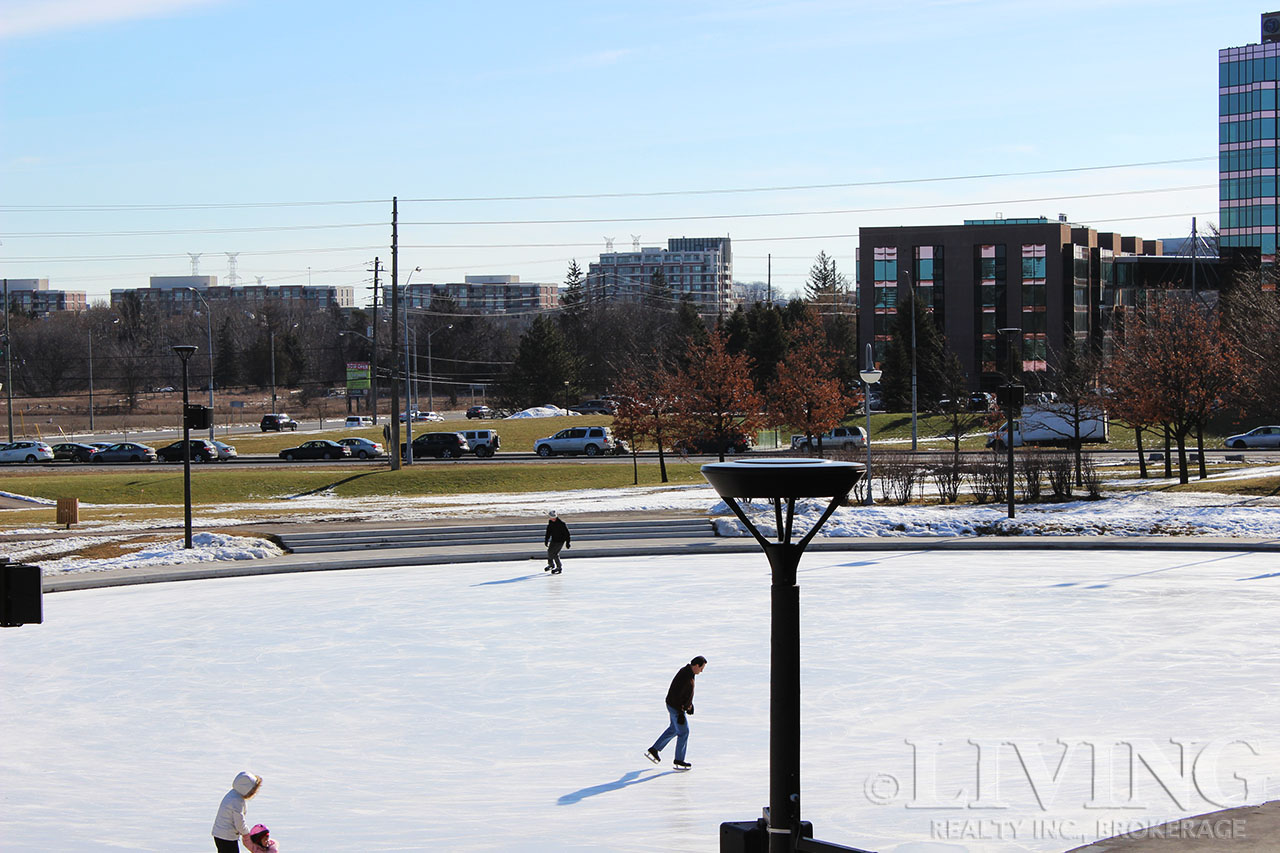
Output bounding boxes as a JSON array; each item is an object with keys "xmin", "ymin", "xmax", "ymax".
[
  {"xmin": 902, "ymin": 270, "xmax": 918, "ymax": 452},
  {"xmin": 4, "ymin": 279, "xmax": 12, "ymax": 442},
  {"xmin": 87, "ymin": 331, "xmax": 95, "ymax": 432},
  {"xmin": 188, "ymin": 288, "xmax": 216, "ymax": 442},
  {"xmin": 998, "ymin": 327, "xmax": 1022, "ymax": 520},
  {"xmin": 270, "ymin": 329, "xmax": 277, "ymax": 415},
  {"xmin": 859, "ymin": 343, "xmax": 882, "ymax": 507},
  {"xmin": 172, "ymin": 344, "xmax": 198, "ymax": 549},
  {"xmin": 401, "ymin": 266, "xmax": 421, "ymax": 465}
]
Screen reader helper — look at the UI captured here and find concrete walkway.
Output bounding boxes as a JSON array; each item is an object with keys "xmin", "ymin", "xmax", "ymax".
[{"xmin": 1065, "ymin": 801, "xmax": 1280, "ymax": 852}]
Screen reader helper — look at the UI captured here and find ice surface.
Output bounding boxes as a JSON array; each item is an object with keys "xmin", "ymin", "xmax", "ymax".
[{"xmin": 3, "ymin": 549, "xmax": 1278, "ymax": 852}]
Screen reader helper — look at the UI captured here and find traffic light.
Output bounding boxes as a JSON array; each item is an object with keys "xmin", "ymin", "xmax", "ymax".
[{"xmin": 184, "ymin": 404, "xmax": 212, "ymax": 430}]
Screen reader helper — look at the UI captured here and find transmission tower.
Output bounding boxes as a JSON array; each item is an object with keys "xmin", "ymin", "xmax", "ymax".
[
  {"xmin": 187, "ymin": 253, "xmax": 202, "ymax": 275},
  {"xmin": 225, "ymin": 252, "xmax": 240, "ymax": 287},
  {"xmin": 631, "ymin": 234, "xmax": 641, "ymax": 251},
  {"xmin": 603, "ymin": 237, "xmax": 615, "ymax": 252}
]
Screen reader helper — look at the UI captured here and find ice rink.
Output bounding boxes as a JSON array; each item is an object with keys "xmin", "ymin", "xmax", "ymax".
[{"xmin": 3, "ymin": 548, "xmax": 1279, "ymax": 852}]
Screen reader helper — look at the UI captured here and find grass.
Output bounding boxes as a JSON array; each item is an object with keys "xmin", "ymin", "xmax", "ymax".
[{"xmin": 0, "ymin": 459, "xmax": 710, "ymax": 507}]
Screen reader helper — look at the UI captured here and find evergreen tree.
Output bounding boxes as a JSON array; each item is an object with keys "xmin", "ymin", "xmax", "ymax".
[
  {"xmin": 561, "ymin": 260, "xmax": 586, "ymax": 317},
  {"xmin": 214, "ymin": 319, "xmax": 239, "ymax": 387},
  {"xmin": 647, "ymin": 268, "xmax": 672, "ymax": 309},
  {"xmin": 497, "ymin": 314, "xmax": 578, "ymax": 408},
  {"xmin": 879, "ymin": 291, "xmax": 949, "ymax": 412},
  {"xmin": 804, "ymin": 250, "xmax": 848, "ymax": 303}
]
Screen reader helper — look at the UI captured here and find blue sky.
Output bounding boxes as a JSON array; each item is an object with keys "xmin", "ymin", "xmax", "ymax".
[{"xmin": 0, "ymin": 0, "xmax": 1254, "ymax": 303}]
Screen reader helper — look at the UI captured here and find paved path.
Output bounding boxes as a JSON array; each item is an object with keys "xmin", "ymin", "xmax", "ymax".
[{"xmin": 1065, "ymin": 801, "xmax": 1280, "ymax": 852}]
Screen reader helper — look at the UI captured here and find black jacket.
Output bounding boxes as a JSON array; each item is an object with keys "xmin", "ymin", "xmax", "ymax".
[
  {"xmin": 665, "ymin": 664, "xmax": 696, "ymax": 713},
  {"xmin": 545, "ymin": 517, "xmax": 570, "ymax": 546}
]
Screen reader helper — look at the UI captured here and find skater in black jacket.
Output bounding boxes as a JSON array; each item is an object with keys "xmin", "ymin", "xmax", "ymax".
[
  {"xmin": 544, "ymin": 510, "xmax": 571, "ymax": 574},
  {"xmin": 645, "ymin": 655, "xmax": 706, "ymax": 770}
]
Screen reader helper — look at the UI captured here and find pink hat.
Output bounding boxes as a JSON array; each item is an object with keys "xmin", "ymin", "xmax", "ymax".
[{"xmin": 250, "ymin": 824, "xmax": 269, "ymax": 836}]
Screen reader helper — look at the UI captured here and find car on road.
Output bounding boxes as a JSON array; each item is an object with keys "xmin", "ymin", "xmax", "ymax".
[
  {"xmin": 459, "ymin": 429, "xmax": 500, "ymax": 458},
  {"xmin": 569, "ymin": 399, "xmax": 618, "ymax": 415},
  {"xmin": 338, "ymin": 437, "xmax": 384, "ymax": 458},
  {"xmin": 789, "ymin": 426, "xmax": 865, "ymax": 452},
  {"xmin": 93, "ymin": 442, "xmax": 157, "ymax": 463},
  {"xmin": 400, "ymin": 410, "xmax": 445, "ymax": 423},
  {"xmin": 51, "ymin": 442, "xmax": 101, "ymax": 463},
  {"xmin": 466, "ymin": 405, "xmax": 492, "ymax": 419},
  {"xmin": 534, "ymin": 426, "xmax": 627, "ymax": 457},
  {"xmin": 279, "ymin": 440, "xmax": 352, "ymax": 461},
  {"xmin": 344, "ymin": 416, "xmax": 374, "ymax": 428},
  {"xmin": 156, "ymin": 438, "xmax": 219, "ymax": 462},
  {"xmin": 212, "ymin": 440, "xmax": 238, "ymax": 461},
  {"xmin": 260, "ymin": 413, "xmax": 299, "ymax": 431},
  {"xmin": 0, "ymin": 440, "xmax": 55, "ymax": 463},
  {"xmin": 401, "ymin": 432, "xmax": 469, "ymax": 459},
  {"xmin": 1224, "ymin": 425, "xmax": 1280, "ymax": 449}
]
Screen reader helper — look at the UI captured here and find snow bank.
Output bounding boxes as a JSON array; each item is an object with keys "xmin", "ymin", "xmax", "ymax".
[
  {"xmin": 35, "ymin": 532, "xmax": 283, "ymax": 575},
  {"xmin": 504, "ymin": 405, "xmax": 578, "ymax": 418}
]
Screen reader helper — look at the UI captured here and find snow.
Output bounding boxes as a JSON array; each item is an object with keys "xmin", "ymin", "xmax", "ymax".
[
  {"xmin": 3, "ymin": 549, "xmax": 1278, "ymax": 852},
  {"xmin": 504, "ymin": 405, "xmax": 579, "ymax": 418}
]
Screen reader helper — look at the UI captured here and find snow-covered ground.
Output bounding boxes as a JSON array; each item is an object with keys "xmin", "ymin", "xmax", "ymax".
[{"xmin": 3, "ymin": 549, "xmax": 1279, "ymax": 852}]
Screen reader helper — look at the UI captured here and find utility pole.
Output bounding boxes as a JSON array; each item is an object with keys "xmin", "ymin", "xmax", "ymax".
[
  {"xmin": 369, "ymin": 258, "xmax": 381, "ymax": 423},
  {"xmin": 389, "ymin": 198, "xmax": 401, "ymax": 471},
  {"xmin": 3, "ymin": 279, "xmax": 11, "ymax": 442}
]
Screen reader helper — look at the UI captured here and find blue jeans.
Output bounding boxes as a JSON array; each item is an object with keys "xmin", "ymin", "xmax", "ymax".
[{"xmin": 649, "ymin": 703, "xmax": 689, "ymax": 762}]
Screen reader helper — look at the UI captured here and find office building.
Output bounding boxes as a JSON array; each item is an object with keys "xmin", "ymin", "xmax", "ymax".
[
  {"xmin": 393, "ymin": 275, "xmax": 558, "ymax": 314},
  {"xmin": 1220, "ymin": 12, "xmax": 1280, "ymax": 260},
  {"xmin": 111, "ymin": 276, "xmax": 353, "ymax": 314},
  {"xmin": 857, "ymin": 218, "xmax": 1162, "ymax": 390}
]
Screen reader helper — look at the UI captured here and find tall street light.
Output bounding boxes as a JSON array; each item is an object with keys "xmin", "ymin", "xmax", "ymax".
[
  {"xmin": 87, "ymin": 317, "xmax": 120, "ymax": 434},
  {"xmin": 901, "ymin": 270, "xmax": 918, "ymax": 451},
  {"xmin": 701, "ymin": 458, "xmax": 868, "ymax": 853},
  {"xmin": 187, "ymin": 288, "xmax": 216, "ymax": 442},
  {"xmin": 858, "ymin": 343, "xmax": 882, "ymax": 506},
  {"xmin": 998, "ymin": 327, "xmax": 1023, "ymax": 520},
  {"xmin": 172, "ymin": 344, "xmax": 197, "ymax": 549},
  {"xmin": 426, "ymin": 323, "xmax": 452, "ymax": 413}
]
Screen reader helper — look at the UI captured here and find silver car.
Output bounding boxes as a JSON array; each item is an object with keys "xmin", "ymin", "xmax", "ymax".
[
  {"xmin": 0, "ymin": 440, "xmax": 54, "ymax": 463},
  {"xmin": 1224, "ymin": 425, "xmax": 1280, "ymax": 449},
  {"xmin": 534, "ymin": 426, "xmax": 626, "ymax": 457}
]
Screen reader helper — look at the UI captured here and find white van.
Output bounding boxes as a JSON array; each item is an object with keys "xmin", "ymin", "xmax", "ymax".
[{"xmin": 344, "ymin": 416, "xmax": 374, "ymax": 428}]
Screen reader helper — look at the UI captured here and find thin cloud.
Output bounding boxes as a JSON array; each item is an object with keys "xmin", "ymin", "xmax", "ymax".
[{"xmin": 0, "ymin": 0, "xmax": 227, "ymax": 39}]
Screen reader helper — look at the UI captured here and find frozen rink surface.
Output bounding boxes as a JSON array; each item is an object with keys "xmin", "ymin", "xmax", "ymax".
[{"xmin": 3, "ymin": 548, "xmax": 1280, "ymax": 852}]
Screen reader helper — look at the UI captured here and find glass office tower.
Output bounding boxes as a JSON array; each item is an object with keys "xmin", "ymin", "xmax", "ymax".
[{"xmin": 1220, "ymin": 13, "xmax": 1280, "ymax": 259}]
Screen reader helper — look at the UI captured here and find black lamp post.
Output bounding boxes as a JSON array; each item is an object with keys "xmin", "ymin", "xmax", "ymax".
[
  {"xmin": 172, "ymin": 344, "xmax": 197, "ymax": 549},
  {"xmin": 702, "ymin": 458, "xmax": 874, "ymax": 853},
  {"xmin": 997, "ymin": 328, "xmax": 1023, "ymax": 520}
]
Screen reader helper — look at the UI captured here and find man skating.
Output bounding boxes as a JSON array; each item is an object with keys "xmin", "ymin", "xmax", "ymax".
[
  {"xmin": 544, "ymin": 510, "xmax": 571, "ymax": 574},
  {"xmin": 645, "ymin": 655, "xmax": 706, "ymax": 770}
]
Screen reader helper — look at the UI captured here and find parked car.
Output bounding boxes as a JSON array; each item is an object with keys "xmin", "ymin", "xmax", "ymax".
[
  {"xmin": 569, "ymin": 399, "xmax": 619, "ymax": 415},
  {"xmin": 676, "ymin": 431, "xmax": 754, "ymax": 455},
  {"xmin": 968, "ymin": 392, "xmax": 995, "ymax": 412},
  {"xmin": 93, "ymin": 442, "xmax": 157, "ymax": 463},
  {"xmin": 157, "ymin": 438, "xmax": 219, "ymax": 462},
  {"xmin": 279, "ymin": 440, "xmax": 352, "ymax": 461},
  {"xmin": 534, "ymin": 426, "xmax": 627, "ymax": 457},
  {"xmin": 261, "ymin": 413, "xmax": 299, "ymax": 432},
  {"xmin": 0, "ymin": 440, "xmax": 54, "ymax": 463},
  {"xmin": 987, "ymin": 404, "xmax": 1109, "ymax": 450},
  {"xmin": 790, "ymin": 426, "xmax": 865, "ymax": 452},
  {"xmin": 466, "ymin": 405, "xmax": 492, "ymax": 420},
  {"xmin": 401, "ymin": 432, "xmax": 469, "ymax": 459},
  {"xmin": 344, "ymin": 416, "xmax": 374, "ymax": 428},
  {"xmin": 88, "ymin": 441, "xmax": 116, "ymax": 451},
  {"xmin": 1224, "ymin": 425, "xmax": 1280, "ymax": 449},
  {"xmin": 338, "ymin": 437, "xmax": 384, "ymax": 459},
  {"xmin": 460, "ymin": 429, "xmax": 501, "ymax": 458},
  {"xmin": 51, "ymin": 442, "xmax": 100, "ymax": 463},
  {"xmin": 418, "ymin": 410, "xmax": 445, "ymax": 422},
  {"xmin": 212, "ymin": 440, "xmax": 238, "ymax": 461}
]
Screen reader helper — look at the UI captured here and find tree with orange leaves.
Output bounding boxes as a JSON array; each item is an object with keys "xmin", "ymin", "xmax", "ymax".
[
  {"xmin": 670, "ymin": 329, "xmax": 765, "ymax": 462},
  {"xmin": 1106, "ymin": 297, "xmax": 1247, "ymax": 484},
  {"xmin": 768, "ymin": 315, "xmax": 858, "ymax": 456}
]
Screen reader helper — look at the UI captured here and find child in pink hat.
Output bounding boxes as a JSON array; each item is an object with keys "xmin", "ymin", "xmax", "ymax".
[{"xmin": 243, "ymin": 824, "xmax": 278, "ymax": 853}]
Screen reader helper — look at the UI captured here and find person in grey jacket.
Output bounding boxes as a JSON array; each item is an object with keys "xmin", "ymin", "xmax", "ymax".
[
  {"xmin": 544, "ymin": 510, "xmax": 571, "ymax": 574},
  {"xmin": 211, "ymin": 770, "xmax": 262, "ymax": 852}
]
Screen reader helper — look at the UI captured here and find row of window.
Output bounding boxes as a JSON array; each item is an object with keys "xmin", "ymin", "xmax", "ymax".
[
  {"xmin": 1219, "ymin": 53, "xmax": 1280, "ymax": 87},
  {"xmin": 1221, "ymin": 176, "xmax": 1279, "ymax": 200},
  {"xmin": 1221, "ymin": 117, "xmax": 1278, "ymax": 143},
  {"xmin": 1221, "ymin": 88, "xmax": 1280, "ymax": 116},
  {"xmin": 1222, "ymin": 233, "xmax": 1280, "ymax": 254},
  {"xmin": 1220, "ymin": 146, "xmax": 1280, "ymax": 172},
  {"xmin": 1220, "ymin": 203, "xmax": 1280, "ymax": 228}
]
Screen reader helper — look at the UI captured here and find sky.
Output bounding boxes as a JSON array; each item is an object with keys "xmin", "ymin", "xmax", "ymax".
[{"xmin": 0, "ymin": 0, "xmax": 1257, "ymax": 304}]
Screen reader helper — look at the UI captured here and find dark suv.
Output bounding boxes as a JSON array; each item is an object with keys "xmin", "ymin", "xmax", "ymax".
[
  {"xmin": 465, "ymin": 405, "xmax": 492, "ymax": 419},
  {"xmin": 260, "ymin": 413, "xmax": 299, "ymax": 432},
  {"xmin": 401, "ymin": 431, "xmax": 470, "ymax": 459}
]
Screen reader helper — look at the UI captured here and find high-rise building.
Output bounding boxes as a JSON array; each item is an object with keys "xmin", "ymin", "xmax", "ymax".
[
  {"xmin": 586, "ymin": 237, "xmax": 732, "ymax": 316},
  {"xmin": 2, "ymin": 278, "xmax": 88, "ymax": 315},
  {"xmin": 1219, "ymin": 12, "xmax": 1280, "ymax": 260}
]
